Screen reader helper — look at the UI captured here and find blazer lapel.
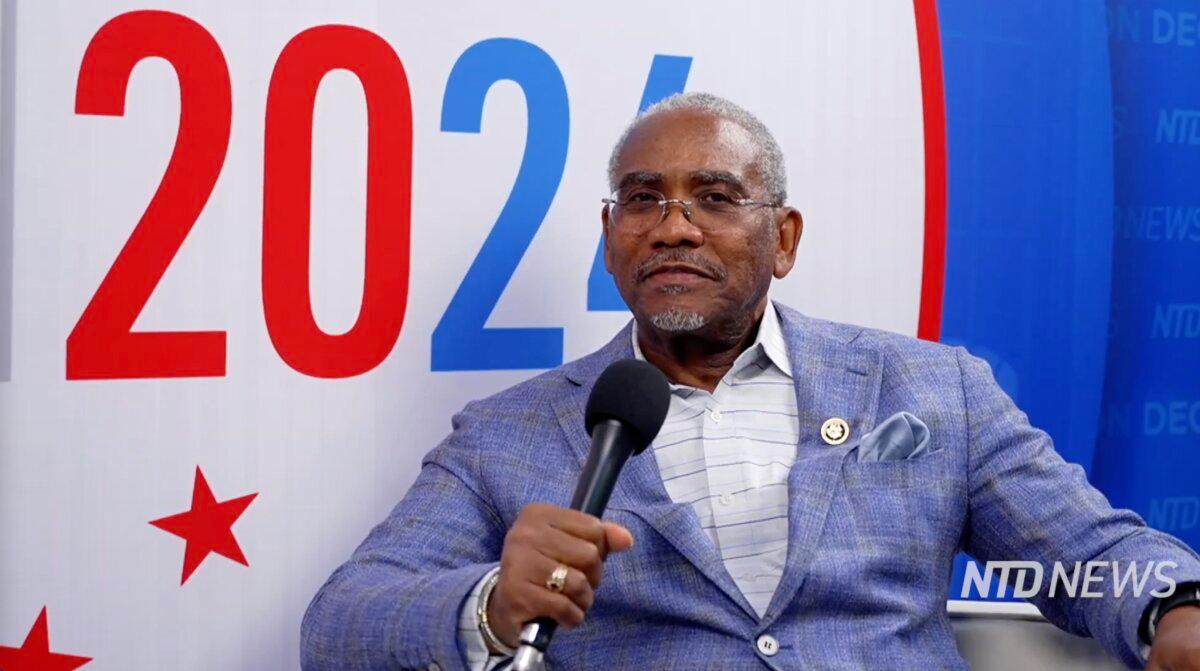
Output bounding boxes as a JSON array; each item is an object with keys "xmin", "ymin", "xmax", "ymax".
[
  {"xmin": 758, "ymin": 302, "xmax": 882, "ymax": 628},
  {"xmin": 553, "ymin": 322, "xmax": 761, "ymax": 620}
]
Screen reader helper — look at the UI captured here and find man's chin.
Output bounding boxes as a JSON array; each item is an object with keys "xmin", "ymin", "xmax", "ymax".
[
  {"xmin": 645, "ymin": 308, "xmax": 708, "ymax": 333},
  {"xmin": 629, "ymin": 289, "xmax": 719, "ymax": 330},
  {"xmin": 657, "ymin": 284, "xmax": 692, "ymax": 296}
]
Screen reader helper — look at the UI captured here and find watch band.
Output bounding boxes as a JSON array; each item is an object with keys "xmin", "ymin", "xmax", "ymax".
[
  {"xmin": 1148, "ymin": 581, "xmax": 1200, "ymax": 642},
  {"xmin": 477, "ymin": 569, "xmax": 517, "ymax": 656}
]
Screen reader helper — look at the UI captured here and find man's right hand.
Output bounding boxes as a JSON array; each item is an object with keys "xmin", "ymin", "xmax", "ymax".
[{"xmin": 486, "ymin": 503, "xmax": 635, "ymax": 651}]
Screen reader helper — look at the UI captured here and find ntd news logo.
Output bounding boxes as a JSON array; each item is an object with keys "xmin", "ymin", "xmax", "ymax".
[{"xmin": 961, "ymin": 561, "xmax": 1180, "ymax": 599}]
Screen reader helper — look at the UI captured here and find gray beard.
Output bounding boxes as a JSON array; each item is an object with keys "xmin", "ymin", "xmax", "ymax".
[{"xmin": 648, "ymin": 308, "xmax": 707, "ymax": 332}]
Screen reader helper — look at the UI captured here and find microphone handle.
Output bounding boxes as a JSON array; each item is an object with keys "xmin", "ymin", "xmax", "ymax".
[
  {"xmin": 512, "ymin": 419, "xmax": 639, "ymax": 668},
  {"xmin": 571, "ymin": 418, "xmax": 635, "ymax": 513}
]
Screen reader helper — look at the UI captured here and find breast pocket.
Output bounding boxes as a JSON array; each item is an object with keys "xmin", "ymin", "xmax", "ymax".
[
  {"xmin": 843, "ymin": 442, "xmax": 955, "ymax": 490},
  {"xmin": 834, "ymin": 444, "xmax": 965, "ymax": 578}
]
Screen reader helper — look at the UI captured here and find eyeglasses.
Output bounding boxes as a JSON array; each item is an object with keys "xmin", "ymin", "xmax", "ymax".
[{"xmin": 602, "ymin": 188, "xmax": 779, "ymax": 233}]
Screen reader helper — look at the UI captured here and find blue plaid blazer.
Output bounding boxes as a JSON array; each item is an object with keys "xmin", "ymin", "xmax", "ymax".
[{"xmin": 301, "ymin": 303, "xmax": 1200, "ymax": 670}]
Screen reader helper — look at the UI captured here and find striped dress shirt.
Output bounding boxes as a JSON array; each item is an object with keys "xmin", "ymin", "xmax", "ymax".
[
  {"xmin": 633, "ymin": 303, "xmax": 797, "ymax": 615},
  {"xmin": 459, "ymin": 305, "xmax": 798, "ymax": 669}
]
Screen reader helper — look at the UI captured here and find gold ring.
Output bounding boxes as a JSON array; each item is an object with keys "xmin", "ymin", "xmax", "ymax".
[{"xmin": 546, "ymin": 564, "xmax": 569, "ymax": 593}]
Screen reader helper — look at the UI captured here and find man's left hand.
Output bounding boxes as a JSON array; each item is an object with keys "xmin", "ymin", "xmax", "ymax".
[{"xmin": 1146, "ymin": 606, "xmax": 1200, "ymax": 670}]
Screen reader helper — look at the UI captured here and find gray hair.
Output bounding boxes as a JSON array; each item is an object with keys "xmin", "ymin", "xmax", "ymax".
[{"xmin": 606, "ymin": 92, "xmax": 788, "ymax": 205}]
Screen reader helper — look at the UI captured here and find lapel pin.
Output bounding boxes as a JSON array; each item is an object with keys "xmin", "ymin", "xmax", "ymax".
[{"xmin": 821, "ymin": 417, "xmax": 850, "ymax": 445}]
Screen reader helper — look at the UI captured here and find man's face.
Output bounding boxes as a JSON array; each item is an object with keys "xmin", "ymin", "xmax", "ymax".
[{"xmin": 603, "ymin": 110, "xmax": 801, "ymax": 336}]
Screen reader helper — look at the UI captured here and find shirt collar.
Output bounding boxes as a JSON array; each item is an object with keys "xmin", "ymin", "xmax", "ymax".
[{"xmin": 630, "ymin": 302, "xmax": 793, "ymax": 379}]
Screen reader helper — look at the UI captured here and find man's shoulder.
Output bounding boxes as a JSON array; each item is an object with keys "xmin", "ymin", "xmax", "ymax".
[
  {"xmin": 774, "ymin": 302, "xmax": 962, "ymax": 367},
  {"xmin": 460, "ymin": 331, "xmax": 625, "ymax": 420},
  {"xmin": 776, "ymin": 304, "xmax": 977, "ymax": 422},
  {"xmin": 461, "ymin": 366, "xmax": 570, "ymax": 418}
]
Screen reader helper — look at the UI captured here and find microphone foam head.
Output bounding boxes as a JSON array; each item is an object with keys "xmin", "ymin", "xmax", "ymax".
[{"xmin": 584, "ymin": 359, "xmax": 671, "ymax": 452}]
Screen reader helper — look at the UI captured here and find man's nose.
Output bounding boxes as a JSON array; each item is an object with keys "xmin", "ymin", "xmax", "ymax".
[{"xmin": 648, "ymin": 201, "xmax": 704, "ymax": 247}]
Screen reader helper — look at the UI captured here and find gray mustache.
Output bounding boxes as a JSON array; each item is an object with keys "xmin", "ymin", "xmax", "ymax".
[{"xmin": 634, "ymin": 250, "xmax": 727, "ymax": 283}]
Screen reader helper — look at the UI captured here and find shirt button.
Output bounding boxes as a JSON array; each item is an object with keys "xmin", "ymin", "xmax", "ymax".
[
  {"xmin": 719, "ymin": 492, "xmax": 734, "ymax": 506},
  {"xmin": 709, "ymin": 409, "xmax": 723, "ymax": 422},
  {"xmin": 756, "ymin": 633, "xmax": 779, "ymax": 656}
]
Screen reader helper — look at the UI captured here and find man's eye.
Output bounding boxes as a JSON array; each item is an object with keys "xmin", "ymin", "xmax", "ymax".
[
  {"xmin": 625, "ymin": 192, "xmax": 659, "ymax": 203},
  {"xmin": 699, "ymin": 191, "xmax": 735, "ymax": 204}
]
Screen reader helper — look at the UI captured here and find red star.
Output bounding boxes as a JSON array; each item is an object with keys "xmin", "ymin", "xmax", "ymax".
[
  {"xmin": 0, "ymin": 607, "xmax": 91, "ymax": 671},
  {"xmin": 150, "ymin": 466, "xmax": 258, "ymax": 584}
]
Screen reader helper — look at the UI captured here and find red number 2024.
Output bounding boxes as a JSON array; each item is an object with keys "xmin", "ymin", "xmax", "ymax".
[{"xmin": 69, "ymin": 10, "xmax": 412, "ymax": 380}]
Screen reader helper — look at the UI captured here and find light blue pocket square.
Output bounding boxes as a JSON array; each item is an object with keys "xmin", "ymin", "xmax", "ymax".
[{"xmin": 853, "ymin": 411, "xmax": 932, "ymax": 462}]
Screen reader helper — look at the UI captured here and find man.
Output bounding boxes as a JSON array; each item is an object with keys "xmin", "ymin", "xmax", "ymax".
[{"xmin": 301, "ymin": 93, "xmax": 1200, "ymax": 670}]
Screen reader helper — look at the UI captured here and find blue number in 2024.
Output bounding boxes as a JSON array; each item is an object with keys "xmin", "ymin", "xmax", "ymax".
[
  {"xmin": 431, "ymin": 41, "xmax": 692, "ymax": 372},
  {"xmin": 432, "ymin": 39, "xmax": 569, "ymax": 371},
  {"xmin": 587, "ymin": 55, "xmax": 692, "ymax": 311}
]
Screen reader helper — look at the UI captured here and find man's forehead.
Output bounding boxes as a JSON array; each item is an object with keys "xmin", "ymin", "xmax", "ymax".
[
  {"xmin": 613, "ymin": 112, "xmax": 762, "ymax": 187},
  {"xmin": 616, "ymin": 169, "xmax": 749, "ymax": 191}
]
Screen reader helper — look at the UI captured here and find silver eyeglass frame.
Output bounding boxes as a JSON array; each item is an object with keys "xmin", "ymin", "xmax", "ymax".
[{"xmin": 601, "ymin": 190, "xmax": 780, "ymax": 229}]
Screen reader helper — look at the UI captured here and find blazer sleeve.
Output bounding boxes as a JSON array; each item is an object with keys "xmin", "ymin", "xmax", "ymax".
[
  {"xmin": 301, "ymin": 400, "xmax": 507, "ymax": 671},
  {"xmin": 957, "ymin": 347, "xmax": 1200, "ymax": 668}
]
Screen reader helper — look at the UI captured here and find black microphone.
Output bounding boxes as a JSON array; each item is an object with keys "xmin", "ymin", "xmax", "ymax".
[{"xmin": 510, "ymin": 359, "xmax": 670, "ymax": 671}]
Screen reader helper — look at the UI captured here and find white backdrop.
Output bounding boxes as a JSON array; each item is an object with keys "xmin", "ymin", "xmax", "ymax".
[{"xmin": 0, "ymin": 1, "xmax": 929, "ymax": 668}]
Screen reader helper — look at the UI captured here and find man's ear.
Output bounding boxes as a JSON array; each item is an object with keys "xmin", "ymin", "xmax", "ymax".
[{"xmin": 773, "ymin": 207, "xmax": 802, "ymax": 279}]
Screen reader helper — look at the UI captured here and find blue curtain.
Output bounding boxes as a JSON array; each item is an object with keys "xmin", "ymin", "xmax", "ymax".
[{"xmin": 938, "ymin": 0, "xmax": 1199, "ymax": 597}]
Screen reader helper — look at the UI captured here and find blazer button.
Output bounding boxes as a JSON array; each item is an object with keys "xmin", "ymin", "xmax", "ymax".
[
  {"xmin": 756, "ymin": 633, "xmax": 779, "ymax": 656},
  {"xmin": 426, "ymin": 663, "xmax": 441, "ymax": 671}
]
